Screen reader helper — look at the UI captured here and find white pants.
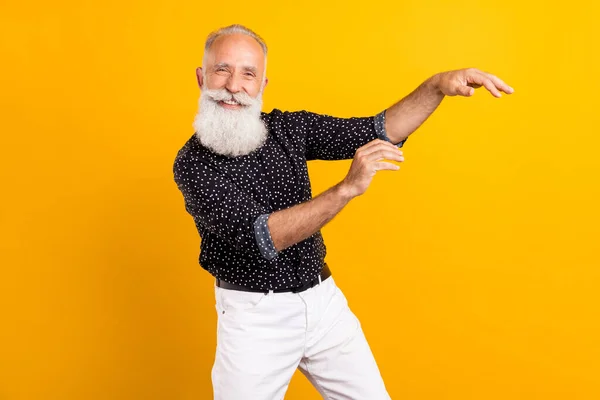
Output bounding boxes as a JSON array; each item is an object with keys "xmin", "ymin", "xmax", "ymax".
[{"xmin": 212, "ymin": 276, "xmax": 390, "ymax": 400}]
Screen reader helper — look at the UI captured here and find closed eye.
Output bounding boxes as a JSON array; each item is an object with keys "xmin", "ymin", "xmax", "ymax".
[{"xmin": 214, "ymin": 63, "xmax": 231, "ymax": 74}]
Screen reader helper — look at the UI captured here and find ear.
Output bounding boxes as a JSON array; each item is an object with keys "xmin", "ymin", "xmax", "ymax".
[
  {"xmin": 263, "ymin": 77, "xmax": 269, "ymax": 90},
  {"xmin": 196, "ymin": 67, "xmax": 204, "ymax": 88}
]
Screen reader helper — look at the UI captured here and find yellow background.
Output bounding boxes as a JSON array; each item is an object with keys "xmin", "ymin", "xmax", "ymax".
[{"xmin": 1, "ymin": 0, "xmax": 599, "ymax": 398}]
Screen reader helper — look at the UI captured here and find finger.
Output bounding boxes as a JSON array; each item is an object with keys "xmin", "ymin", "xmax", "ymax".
[
  {"xmin": 456, "ymin": 85, "xmax": 475, "ymax": 97},
  {"xmin": 355, "ymin": 139, "xmax": 380, "ymax": 153},
  {"xmin": 360, "ymin": 141, "xmax": 402, "ymax": 156},
  {"xmin": 483, "ymin": 78, "xmax": 502, "ymax": 98},
  {"xmin": 469, "ymin": 73, "xmax": 502, "ymax": 97},
  {"xmin": 485, "ymin": 73, "xmax": 514, "ymax": 94},
  {"xmin": 357, "ymin": 139, "xmax": 391, "ymax": 152},
  {"xmin": 374, "ymin": 161, "xmax": 400, "ymax": 171},
  {"xmin": 366, "ymin": 150, "xmax": 405, "ymax": 162},
  {"xmin": 367, "ymin": 139, "xmax": 400, "ymax": 152}
]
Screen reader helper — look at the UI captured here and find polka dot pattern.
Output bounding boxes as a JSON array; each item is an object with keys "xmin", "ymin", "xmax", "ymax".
[{"xmin": 173, "ymin": 109, "xmax": 406, "ymax": 290}]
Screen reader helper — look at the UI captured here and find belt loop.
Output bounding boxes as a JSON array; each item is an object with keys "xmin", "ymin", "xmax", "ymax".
[
  {"xmin": 318, "ymin": 274, "xmax": 322, "ymax": 285},
  {"xmin": 268, "ymin": 289, "xmax": 274, "ymax": 296}
]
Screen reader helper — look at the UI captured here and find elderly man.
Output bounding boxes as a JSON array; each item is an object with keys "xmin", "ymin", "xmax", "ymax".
[{"xmin": 174, "ymin": 24, "xmax": 513, "ymax": 399}]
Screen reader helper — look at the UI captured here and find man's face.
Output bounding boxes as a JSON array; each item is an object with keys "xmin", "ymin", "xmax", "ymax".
[
  {"xmin": 192, "ymin": 33, "xmax": 269, "ymax": 157},
  {"xmin": 200, "ymin": 33, "xmax": 267, "ymax": 105}
]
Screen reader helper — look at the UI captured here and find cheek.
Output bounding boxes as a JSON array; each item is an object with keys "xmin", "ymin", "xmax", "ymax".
[
  {"xmin": 244, "ymin": 82, "xmax": 262, "ymax": 98},
  {"xmin": 206, "ymin": 76, "xmax": 227, "ymax": 90}
]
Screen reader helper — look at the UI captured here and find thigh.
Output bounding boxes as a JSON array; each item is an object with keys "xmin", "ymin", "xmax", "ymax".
[
  {"xmin": 298, "ymin": 282, "xmax": 390, "ymax": 400},
  {"xmin": 212, "ymin": 287, "xmax": 305, "ymax": 400}
]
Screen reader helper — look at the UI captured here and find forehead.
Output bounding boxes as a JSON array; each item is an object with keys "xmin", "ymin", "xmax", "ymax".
[{"xmin": 205, "ymin": 34, "xmax": 266, "ymax": 71}]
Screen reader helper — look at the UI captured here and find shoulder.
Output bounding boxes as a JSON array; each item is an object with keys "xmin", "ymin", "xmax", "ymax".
[
  {"xmin": 261, "ymin": 108, "xmax": 324, "ymax": 131},
  {"xmin": 173, "ymin": 134, "xmax": 195, "ymax": 179},
  {"xmin": 173, "ymin": 133, "xmax": 215, "ymax": 176},
  {"xmin": 174, "ymin": 134, "xmax": 199, "ymax": 165}
]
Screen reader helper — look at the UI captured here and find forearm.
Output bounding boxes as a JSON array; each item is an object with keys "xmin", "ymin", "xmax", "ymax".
[
  {"xmin": 267, "ymin": 182, "xmax": 353, "ymax": 252},
  {"xmin": 385, "ymin": 74, "xmax": 445, "ymax": 143}
]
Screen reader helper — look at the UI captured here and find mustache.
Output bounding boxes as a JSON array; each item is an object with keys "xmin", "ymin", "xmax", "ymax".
[{"xmin": 203, "ymin": 88, "xmax": 255, "ymax": 107}]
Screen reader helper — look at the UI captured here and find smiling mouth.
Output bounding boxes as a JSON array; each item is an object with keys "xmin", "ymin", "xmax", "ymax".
[{"xmin": 219, "ymin": 99, "xmax": 243, "ymax": 108}]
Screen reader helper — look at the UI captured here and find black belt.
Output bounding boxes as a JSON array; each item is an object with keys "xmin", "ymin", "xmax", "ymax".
[{"xmin": 216, "ymin": 264, "xmax": 331, "ymax": 294}]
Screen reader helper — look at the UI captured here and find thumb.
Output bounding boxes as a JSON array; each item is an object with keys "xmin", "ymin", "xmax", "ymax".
[{"xmin": 457, "ymin": 85, "xmax": 475, "ymax": 97}]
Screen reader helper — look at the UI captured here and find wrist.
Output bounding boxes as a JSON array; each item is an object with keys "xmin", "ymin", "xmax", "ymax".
[
  {"xmin": 427, "ymin": 73, "xmax": 444, "ymax": 96},
  {"xmin": 335, "ymin": 181, "xmax": 356, "ymax": 202}
]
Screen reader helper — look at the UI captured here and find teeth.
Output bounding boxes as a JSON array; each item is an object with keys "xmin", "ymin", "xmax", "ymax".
[{"xmin": 223, "ymin": 100, "xmax": 239, "ymax": 105}]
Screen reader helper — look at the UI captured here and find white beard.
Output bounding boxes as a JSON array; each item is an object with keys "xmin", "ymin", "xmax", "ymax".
[{"xmin": 193, "ymin": 87, "xmax": 267, "ymax": 157}]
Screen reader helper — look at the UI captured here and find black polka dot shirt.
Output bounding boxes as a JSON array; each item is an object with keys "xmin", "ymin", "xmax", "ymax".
[{"xmin": 173, "ymin": 109, "xmax": 406, "ymax": 291}]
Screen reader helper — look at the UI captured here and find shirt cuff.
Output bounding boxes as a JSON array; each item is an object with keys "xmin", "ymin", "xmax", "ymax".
[
  {"xmin": 374, "ymin": 110, "xmax": 407, "ymax": 148},
  {"xmin": 253, "ymin": 214, "xmax": 278, "ymax": 261}
]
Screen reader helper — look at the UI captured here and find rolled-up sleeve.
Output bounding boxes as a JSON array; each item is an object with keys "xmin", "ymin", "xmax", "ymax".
[
  {"xmin": 253, "ymin": 214, "xmax": 278, "ymax": 260},
  {"xmin": 374, "ymin": 110, "xmax": 407, "ymax": 148},
  {"xmin": 174, "ymin": 156, "xmax": 278, "ymax": 261}
]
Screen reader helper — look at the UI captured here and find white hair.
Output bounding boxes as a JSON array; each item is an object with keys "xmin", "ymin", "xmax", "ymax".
[{"xmin": 202, "ymin": 24, "xmax": 268, "ymax": 78}]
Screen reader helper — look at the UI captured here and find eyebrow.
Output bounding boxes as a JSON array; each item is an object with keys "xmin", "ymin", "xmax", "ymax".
[
  {"xmin": 213, "ymin": 63, "xmax": 257, "ymax": 74},
  {"xmin": 214, "ymin": 62, "xmax": 231, "ymax": 70}
]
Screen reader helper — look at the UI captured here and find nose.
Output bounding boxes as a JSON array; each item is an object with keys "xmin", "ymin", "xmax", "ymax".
[{"xmin": 225, "ymin": 73, "xmax": 242, "ymax": 94}]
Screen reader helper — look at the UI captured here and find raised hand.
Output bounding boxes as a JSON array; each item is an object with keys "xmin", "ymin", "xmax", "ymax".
[{"xmin": 433, "ymin": 68, "xmax": 514, "ymax": 98}]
